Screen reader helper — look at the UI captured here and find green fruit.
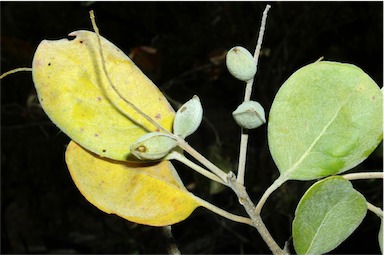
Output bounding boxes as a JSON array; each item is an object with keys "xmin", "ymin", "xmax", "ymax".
[
  {"xmin": 130, "ymin": 132, "xmax": 178, "ymax": 160},
  {"xmin": 232, "ymin": 101, "xmax": 266, "ymax": 129},
  {"xmin": 226, "ymin": 46, "xmax": 256, "ymax": 82},
  {"xmin": 173, "ymin": 95, "xmax": 203, "ymax": 138}
]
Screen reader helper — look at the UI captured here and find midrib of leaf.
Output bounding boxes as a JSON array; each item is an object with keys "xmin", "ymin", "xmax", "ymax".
[
  {"xmin": 305, "ymin": 197, "xmax": 349, "ymax": 254},
  {"xmin": 283, "ymin": 87, "xmax": 356, "ymax": 179}
]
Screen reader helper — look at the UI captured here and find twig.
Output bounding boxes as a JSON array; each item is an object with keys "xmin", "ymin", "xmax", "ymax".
[
  {"xmin": 193, "ymin": 194, "xmax": 254, "ymax": 227},
  {"xmin": 227, "ymin": 173, "xmax": 287, "ymax": 255},
  {"xmin": 162, "ymin": 226, "xmax": 181, "ymax": 255},
  {"xmin": 342, "ymin": 172, "xmax": 383, "ymax": 180},
  {"xmin": 0, "ymin": 67, "xmax": 33, "ymax": 79},
  {"xmin": 167, "ymin": 151, "xmax": 227, "ymax": 185},
  {"xmin": 237, "ymin": 4, "xmax": 271, "ymax": 185},
  {"xmin": 237, "ymin": 130, "xmax": 250, "ymax": 185},
  {"xmin": 255, "ymin": 175, "xmax": 288, "ymax": 215},
  {"xmin": 367, "ymin": 202, "xmax": 383, "ymax": 218},
  {"xmin": 252, "ymin": 5, "xmax": 271, "ymax": 67},
  {"xmin": 230, "ymin": 6, "xmax": 288, "ymax": 255},
  {"xmin": 176, "ymin": 137, "xmax": 228, "ymax": 182}
]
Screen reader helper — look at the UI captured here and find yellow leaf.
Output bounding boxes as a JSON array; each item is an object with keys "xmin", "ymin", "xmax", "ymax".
[
  {"xmin": 32, "ymin": 30, "xmax": 174, "ymax": 161},
  {"xmin": 65, "ymin": 141, "xmax": 200, "ymax": 226}
]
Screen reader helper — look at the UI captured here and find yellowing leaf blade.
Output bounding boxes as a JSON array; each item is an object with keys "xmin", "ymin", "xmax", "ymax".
[
  {"xmin": 65, "ymin": 141, "xmax": 199, "ymax": 226},
  {"xmin": 32, "ymin": 30, "xmax": 174, "ymax": 161}
]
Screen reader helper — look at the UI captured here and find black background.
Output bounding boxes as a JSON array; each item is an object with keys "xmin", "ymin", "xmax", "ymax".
[{"xmin": 1, "ymin": 2, "xmax": 383, "ymax": 254}]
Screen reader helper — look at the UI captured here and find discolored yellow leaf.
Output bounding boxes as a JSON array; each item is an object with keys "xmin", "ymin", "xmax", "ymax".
[
  {"xmin": 65, "ymin": 141, "xmax": 200, "ymax": 226},
  {"xmin": 32, "ymin": 30, "xmax": 174, "ymax": 161}
]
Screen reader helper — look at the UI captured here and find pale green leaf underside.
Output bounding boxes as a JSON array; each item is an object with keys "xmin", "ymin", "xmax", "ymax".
[
  {"xmin": 268, "ymin": 61, "xmax": 383, "ymax": 180},
  {"xmin": 293, "ymin": 176, "xmax": 367, "ymax": 255}
]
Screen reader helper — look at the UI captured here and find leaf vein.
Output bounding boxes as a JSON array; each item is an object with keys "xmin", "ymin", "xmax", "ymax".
[{"xmin": 284, "ymin": 88, "xmax": 356, "ymax": 178}]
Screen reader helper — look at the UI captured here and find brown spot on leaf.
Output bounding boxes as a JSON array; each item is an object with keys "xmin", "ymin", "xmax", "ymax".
[{"xmin": 136, "ymin": 145, "xmax": 147, "ymax": 153}]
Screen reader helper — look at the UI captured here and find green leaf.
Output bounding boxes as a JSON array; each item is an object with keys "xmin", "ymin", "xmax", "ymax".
[
  {"xmin": 292, "ymin": 176, "xmax": 367, "ymax": 255},
  {"xmin": 268, "ymin": 61, "xmax": 383, "ymax": 180}
]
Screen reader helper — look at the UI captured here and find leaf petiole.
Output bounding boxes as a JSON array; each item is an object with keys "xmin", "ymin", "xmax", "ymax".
[
  {"xmin": 254, "ymin": 174, "xmax": 288, "ymax": 215},
  {"xmin": 166, "ymin": 151, "xmax": 227, "ymax": 186},
  {"xmin": 175, "ymin": 136, "xmax": 228, "ymax": 182},
  {"xmin": 192, "ymin": 194, "xmax": 254, "ymax": 227}
]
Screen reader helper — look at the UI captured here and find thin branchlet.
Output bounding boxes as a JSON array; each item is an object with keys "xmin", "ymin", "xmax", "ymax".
[
  {"xmin": 0, "ymin": 67, "xmax": 33, "ymax": 79},
  {"xmin": 237, "ymin": 4, "xmax": 271, "ymax": 185}
]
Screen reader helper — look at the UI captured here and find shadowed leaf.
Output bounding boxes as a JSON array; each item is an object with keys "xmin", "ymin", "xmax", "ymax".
[{"xmin": 65, "ymin": 141, "xmax": 200, "ymax": 226}]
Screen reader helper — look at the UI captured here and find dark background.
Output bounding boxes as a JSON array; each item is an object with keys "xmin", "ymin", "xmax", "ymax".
[{"xmin": 1, "ymin": 1, "xmax": 383, "ymax": 254}]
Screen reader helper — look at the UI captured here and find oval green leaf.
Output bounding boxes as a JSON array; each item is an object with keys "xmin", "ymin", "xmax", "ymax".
[
  {"xmin": 268, "ymin": 61, "xmax": 383, "ymax": 180},
  {"xmin": 32, "ymin": 30, "xmax": 174, "ymax": 162},
  {"xmin": 65, "ymin": 141, "xmax": 200, "ymax": 226},
  {"xmin": 292, "ymin": 176, "xmax": 367, "ymax": 255}
]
